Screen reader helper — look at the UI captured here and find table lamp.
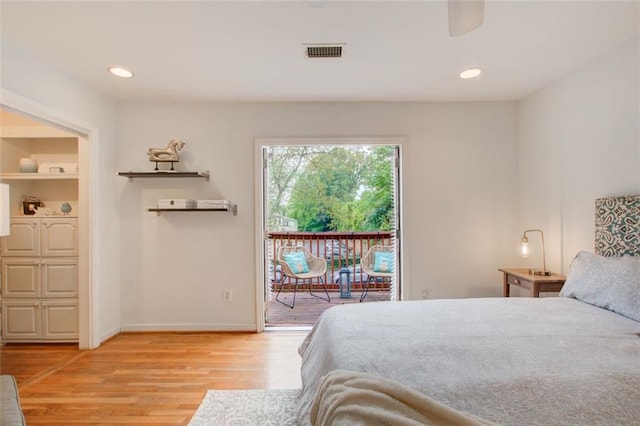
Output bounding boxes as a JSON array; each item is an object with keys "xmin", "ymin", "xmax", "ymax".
[{"xmin": 520, "ymin": 229, "xmax": 550, "ymax": 276}]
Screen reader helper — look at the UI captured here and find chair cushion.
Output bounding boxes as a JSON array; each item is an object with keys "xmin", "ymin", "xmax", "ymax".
[
  {"xmin": 283, "ymin": 252, "xmax": 310, "ymax": 274},
  {"xmin": 373, "ymin": 252, "xmax": 394, "ymax": 273}
]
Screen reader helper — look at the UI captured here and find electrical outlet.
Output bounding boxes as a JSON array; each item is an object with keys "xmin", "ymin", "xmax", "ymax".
[
  {"xmin": 421, "ymin": 289, "xmax": 429, "ymax": 299},
  {"xmin": 223, "ymin": 289, "xmax": 232, "ymax": 302}
]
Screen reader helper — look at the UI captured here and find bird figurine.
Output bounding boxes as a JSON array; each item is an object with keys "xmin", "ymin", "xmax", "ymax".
[{"xmin": 61, "ymin": 202, "xmax": 72, "ymax": 215}]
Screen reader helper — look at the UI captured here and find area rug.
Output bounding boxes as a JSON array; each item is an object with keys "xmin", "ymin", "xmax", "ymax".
[{"xmin": 188, "ymin": 388, "xmax": 300, "ymax": 426}]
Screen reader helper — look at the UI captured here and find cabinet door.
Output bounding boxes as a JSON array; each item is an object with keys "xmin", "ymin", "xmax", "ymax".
[
  {"xmin": 42, "ymin": 300, "xmax": 78, "ymax": 340},
  {"xmin": 40, "ymin": 218, "xmax": 78, "ymax": 257},
  {"xmin": 0, "ymin": 219, "xmax": 40, "ymax": 257},
  {"xmin": 1, "ymin": 300, "xmax": 41, "ymax": 340},
  {"xmin": 41, "ymin": 259, "xmax": 78, "ymax": 298},
  {"xmin": 1, "ymin": 258, "xmax": 41, "ymax": 298}
]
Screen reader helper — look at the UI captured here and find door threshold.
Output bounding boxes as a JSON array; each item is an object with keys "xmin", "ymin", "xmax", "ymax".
[{"xmin": 265, "ymin": 325, "xmax": 312, "ymax": 332}]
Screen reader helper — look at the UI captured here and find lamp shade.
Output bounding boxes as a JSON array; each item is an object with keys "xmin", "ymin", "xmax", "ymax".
[{"xmin": 0, "ymin": 183, "xmax": 10, "ymax": 236}]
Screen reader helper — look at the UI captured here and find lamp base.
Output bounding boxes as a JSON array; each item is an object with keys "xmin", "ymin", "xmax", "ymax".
[{"xmin": 529, "ymin": 269, "xmax": 551, "ymax": 276}]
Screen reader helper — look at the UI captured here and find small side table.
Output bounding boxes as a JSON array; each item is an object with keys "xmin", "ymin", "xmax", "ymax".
[{"xmin": 499, "ymin": 268, "xmax": 566, "ymax": 297}]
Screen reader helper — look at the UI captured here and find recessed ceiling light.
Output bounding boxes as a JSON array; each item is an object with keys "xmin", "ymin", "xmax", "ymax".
[
  {"xmin": 459, "ymin": 67, "xmax": 482, "ymax": 79},
  {"xmin": 108, "ymin": 66, "xmax": 134, "ymax": 78}
]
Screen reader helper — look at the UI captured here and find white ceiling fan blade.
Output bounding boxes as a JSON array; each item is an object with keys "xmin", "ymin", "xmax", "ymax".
[{"xmin": 448, "ymin": 0, "xmax": 485, "ymax": 37}]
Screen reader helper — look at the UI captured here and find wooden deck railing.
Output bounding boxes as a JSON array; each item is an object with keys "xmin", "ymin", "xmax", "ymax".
[{"xmin": 267, "ymin": 231, "xmax": 394, "ymax": 291}]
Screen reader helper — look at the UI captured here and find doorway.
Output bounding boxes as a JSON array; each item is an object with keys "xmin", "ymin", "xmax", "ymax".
[{"xmin": 255, "ymin": 137, "xmax": 403, "ymax": 329}]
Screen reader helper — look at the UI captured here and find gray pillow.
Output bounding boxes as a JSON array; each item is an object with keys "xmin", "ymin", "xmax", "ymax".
[{"xmin": 560, "ymin": 251, "xmax": 640, "ymax": 322}]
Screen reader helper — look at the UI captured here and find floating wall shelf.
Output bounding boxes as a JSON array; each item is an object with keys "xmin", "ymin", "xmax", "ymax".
[
  {"xmin": 118, "ymin": 171, "xmax": 210, "ymax": 182},
  {"xmin": 148, "ymin": 205, "xmax": 238, "ymax": 216}
]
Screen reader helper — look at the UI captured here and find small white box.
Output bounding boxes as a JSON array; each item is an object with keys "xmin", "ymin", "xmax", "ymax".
[
  {"xmin": 196, "ymin": 199, "xmax": 230, "ymax": 208},
  {"xmin": 157, "ymin": 199, "xmax": 195, "ymax": 209}
]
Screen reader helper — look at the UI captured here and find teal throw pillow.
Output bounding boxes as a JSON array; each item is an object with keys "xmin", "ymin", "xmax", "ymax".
[
  {"xmin": 283, "ymin": 252, "xmax": 310, "ymax": 274},
  {"xmin": 373, "ymin": 252, "xmax": 394, "ymax": 273}
]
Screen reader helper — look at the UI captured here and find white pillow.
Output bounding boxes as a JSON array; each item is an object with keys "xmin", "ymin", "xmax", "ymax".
[{"xmin": 560, "ymin": 251, "xmax": 640, "ymax": 322}]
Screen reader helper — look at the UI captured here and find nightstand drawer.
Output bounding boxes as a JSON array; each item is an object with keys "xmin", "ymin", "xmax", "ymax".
[{"xmin": 506, "ymin": 274, "xmax": 532, "ymax": 288}]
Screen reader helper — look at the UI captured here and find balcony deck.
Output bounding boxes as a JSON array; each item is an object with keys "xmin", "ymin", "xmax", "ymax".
[
  {"xmin": 266, "ymin": 230, "xmax": 395, "ymax": 326},
  {"xmin": 267, "ymin": 290, "xmax": 391, "ymax": 327}
]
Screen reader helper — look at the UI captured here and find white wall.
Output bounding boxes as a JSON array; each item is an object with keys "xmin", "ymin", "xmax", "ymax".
[
  {"xmin": 1, "ymin": 42, "xmax": 121, "ymax": 346},
  {"xmin": 518, "ymin": 36, "xmax": 639, "ymax": 274},
  {"xmin": 117, "ymin": 102, "xmax": 519, "ymax": 330}
]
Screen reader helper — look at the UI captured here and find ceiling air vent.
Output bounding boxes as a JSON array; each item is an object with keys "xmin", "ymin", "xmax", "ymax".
[{"xmin": 304, "ymin": 44, "xmax": 344, "ymax": 58}]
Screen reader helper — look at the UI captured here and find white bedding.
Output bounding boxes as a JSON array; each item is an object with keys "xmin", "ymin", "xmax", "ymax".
[{"xmin": 298, "ymin": 297, "xmax": 640, "ymax": 425}]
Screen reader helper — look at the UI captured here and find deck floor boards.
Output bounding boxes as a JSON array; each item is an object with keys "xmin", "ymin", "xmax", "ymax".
[{"xmin": 267, "ymin": 290, "xmax": 391, "ymax": 326}]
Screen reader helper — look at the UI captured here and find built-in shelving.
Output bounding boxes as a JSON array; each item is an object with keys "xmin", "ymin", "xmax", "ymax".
[
  {"xmin": 118, "ymin": 171, "xmax": 210, "ymax": 182},
  {"xmin": 1, "ymin": 172, "xmax": 79, "ymax": 181}
]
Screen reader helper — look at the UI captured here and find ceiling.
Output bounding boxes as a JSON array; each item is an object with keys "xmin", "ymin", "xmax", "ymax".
[{"xmin": 1, "ymin": 1, "xmax": 638, "ymax": 103}]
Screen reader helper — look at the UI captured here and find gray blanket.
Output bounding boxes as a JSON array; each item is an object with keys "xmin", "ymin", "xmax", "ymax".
[{"xmin": 298, "ymin": 297, "xmax": 640, "ymax": 425}]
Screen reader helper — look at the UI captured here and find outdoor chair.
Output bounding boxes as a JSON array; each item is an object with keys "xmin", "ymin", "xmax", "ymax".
[
  {"xmin": 360, "ymin": 245, "xmax": 394, "ymax": 302},
  {"xmin": 276, "ymin": 245, "xmax": 331, "ymax": 309}
]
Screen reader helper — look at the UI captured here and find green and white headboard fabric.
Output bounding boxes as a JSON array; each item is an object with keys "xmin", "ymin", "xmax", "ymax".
[{"xmin": 595, "ymin": 195, "xmax": 640, "ymax": 256}]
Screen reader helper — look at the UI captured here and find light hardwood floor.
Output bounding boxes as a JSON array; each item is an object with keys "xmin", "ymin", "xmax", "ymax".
[{"xmin": 0, "ymin": 331, "xmax": 308, "ymax": 425}]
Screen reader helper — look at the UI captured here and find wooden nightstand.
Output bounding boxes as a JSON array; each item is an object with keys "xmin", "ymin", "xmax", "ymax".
[{"xmin": 499, "ymin": 268, "xmax": 566, "ymax": 297}]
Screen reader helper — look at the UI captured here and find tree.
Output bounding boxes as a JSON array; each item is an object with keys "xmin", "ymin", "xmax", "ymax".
[
  {"xmin": 359, "ymin": 146, "xmax": 395, "ymax": 231},
  {"xmin": 287, "ymin": 147, "xmax": 366, "ymax": 231},
  {"xmin": 268, "ymin": 145, "xmax": 395, "ymax": 232},
  {"xmin": 267, "ymin": 146, "xmax": 312, "ymax": 218}
]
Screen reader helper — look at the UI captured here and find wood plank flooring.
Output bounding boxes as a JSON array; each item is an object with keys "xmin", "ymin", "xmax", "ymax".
[{"xmin": 0, "ymin": 331, "xmax": 307, "ymax": 425}]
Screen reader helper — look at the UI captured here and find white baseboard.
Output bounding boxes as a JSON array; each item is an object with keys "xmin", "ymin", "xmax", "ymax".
[
  {"xmin": 119, "ymin": 323, "xmax": 258, "ymax": 332},
  {"xmin": 98, "ymin": 326, "xmax": 121, "ymax": 346}
]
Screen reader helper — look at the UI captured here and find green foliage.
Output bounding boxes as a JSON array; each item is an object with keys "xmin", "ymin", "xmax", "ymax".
[{"xmin": 269, "ymin": 145, "xmax": 395, "ymax": 232}]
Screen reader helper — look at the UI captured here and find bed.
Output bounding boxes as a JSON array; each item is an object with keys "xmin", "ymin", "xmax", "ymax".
[{"xmin": 297, "ymin": 195, "xmax": 640, "ymax": 425}]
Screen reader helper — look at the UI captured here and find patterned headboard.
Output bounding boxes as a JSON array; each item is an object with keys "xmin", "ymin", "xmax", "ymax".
[{"xmin": 595, "ymin": 195, "xmax": 640, "ymax": 256}]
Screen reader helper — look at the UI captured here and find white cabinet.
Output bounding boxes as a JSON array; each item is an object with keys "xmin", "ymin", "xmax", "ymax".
[
  {"xmin": 0, "ymin": 217, "xmax": 78, "ymax": 342},
  {"xmin": 1, "ymin": 217, "xmax": 77, "ymax": 257},
  {"xmin": 2, "ymin": 258, "xmax": 78, "ymax": 299},
  {"xmin": 1, "ymin": 299, "xmax": 78, "ymax": 340},
  {"xmin": 1, "ymin": 219, "xmax": 40, "ymax": 256}
]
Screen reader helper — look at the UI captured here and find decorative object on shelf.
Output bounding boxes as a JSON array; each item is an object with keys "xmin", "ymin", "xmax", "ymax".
[
  {"xmin": 195, "ymin": 199, "xmax": 230, "ymax": 209},
  {"xmin": 37, "ymin": 162, "xmax": 78, "ymax": 173},
  {"xmin": 22, "ymin": 196, "xmax": 43, "ymax": 215},
  {"xmin": 147, "ymin": 139, "xmax": 186, "ymax": 171},
  {"xmin": 157, "ymin": 199, "xmax": 195, "ymax": 209},
  {"xmin": 19, "ymin": 158, "xmax": 38, "ymax": 173},
  {"xmin": 520, "ymin": 229, "xmax": 550, "ymax": 276},
  {"xmin": 1, "ymin": 183, "xmax": 10, "ymax": 236},
  {"xmin": 34, "ymin": 207, "xmax": 55, "ymax": 216},
  {"xmin": 61, "ymin": 202, "xmax": 72, "ymax": 215}
]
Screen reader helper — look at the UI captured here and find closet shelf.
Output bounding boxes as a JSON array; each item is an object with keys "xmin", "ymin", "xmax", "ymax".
[
  {"xmin": 118, "ymin": 171, "xmax": 210, "ymax": 182},
  {"xmin": 1, "ymin": 173, "xmax": 79, "ymax": 181}
]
